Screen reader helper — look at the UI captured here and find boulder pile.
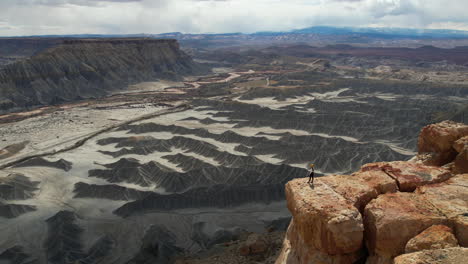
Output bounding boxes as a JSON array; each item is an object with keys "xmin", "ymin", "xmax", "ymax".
[{"xmin": 276, "ymin": 121, "xmax": 468, "ymax": 264}]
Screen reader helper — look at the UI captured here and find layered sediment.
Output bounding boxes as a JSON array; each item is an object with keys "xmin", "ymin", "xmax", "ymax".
[
  {"xmin": 0, "ymin": 38, "xmax": 197, "ymax": 113},
  {"xmin": 276, "ymin": 121, "xmax": 468, "ymax": 264}
]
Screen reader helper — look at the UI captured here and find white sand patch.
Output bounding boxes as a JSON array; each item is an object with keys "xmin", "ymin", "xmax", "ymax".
[
  {"xmin": 177, "ymin": 134, "xmax": 245, "ymax": 156},
  {"xmin": 212, "ymin": 67, "xmax": 235, "ymax": 73},
  {"xmin": 294, "ymin": 106, "xmax": 317, "ymax": 113},
  {"xmin": 234, "ymin": 95, "xmax": 314, "ymax": 110},
  {"xmin": 310, "ymin": 133, "xmax": 361, "ymax": 143},
  {"xmin": 310, "ymin": 88, "xmax": 367, "ymax": 103},
  {"xmin": 165, "ymin": 120, "xmax": 311, "ymax": 140},
  {"xmin": 254, "ymin": 154, "xmax": 284, "ymax": 164},
  {"xmin": 358, "ymin": 92, "xmax": 400, "ymax": 101},
  {"xmin": 114, "ymin": 128, "xmax": 247, "ymax": 157},
  {"xmin": 120, "ymin": 80, "xmax": 185, "ymax": 94},
  {"xmin": 137, "ymin": 109, "xmax": 232, "ymax": 125},
  {"xmin": 373, "ymin": 140, "xmax": 416, "ymax": 156},
  {"xmin": 310, "ymin": 88, "xmax": 350, "ymax": 99},
  {"xmin": 180, "ymin": 151, "xmax": 221, "ymax": 167}
]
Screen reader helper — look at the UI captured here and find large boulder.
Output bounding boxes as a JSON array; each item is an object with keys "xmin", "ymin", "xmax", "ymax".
[
  {"xmin": 453, "ymin": 136, "xmax": 468, "ymax": 173},
  {"xmin": 415, "ymin": 174, "xmax": 468, "ymax": 247},
  {"xmin": 361, "ymin": 161, "xmax": 452, "ymax": 192},
  {"xmin": 418, "ymin": 121, "xmax": 468, "ymax": 166},
  {"xmin": 321, "ymin": 170, "xmax": 397, "ymax": 212},
  {"xmin": 453, "ymin": 136, "xmax": 468, "ymax": 153},
  {"xmin": 284, "ymin": 178, "xmax": 364, "ymax": 255},
  {"xmin": 394, "ymin": 247, "xmax": 468, "ymax": 264},
  {"xmin": 364, "ymin": 192, "xmax": 448, "ymax": 259},
  {"xmin": 404, "ymin": 225, "xmax": 458, "ymax": 253},
  {"xmin": 276, "ymin": 221, "xmax": 364, "ymax": 264},
  {"xmin": 351, "ymin": 168, "xmax": 398, "ymax": 195}
]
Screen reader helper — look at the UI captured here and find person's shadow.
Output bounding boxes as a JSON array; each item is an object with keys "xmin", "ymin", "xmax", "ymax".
[{"xmin": 308, "ymin": 182, "xmax": 315, "ymax": 189}]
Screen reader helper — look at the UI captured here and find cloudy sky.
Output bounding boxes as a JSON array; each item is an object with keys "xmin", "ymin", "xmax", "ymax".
[{"xmin": 0, "ymin": 0, "xmax": 467, "ymax": 36}]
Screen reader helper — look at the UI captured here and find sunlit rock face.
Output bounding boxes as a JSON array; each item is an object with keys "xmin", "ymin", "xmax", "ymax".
[
  {"xmin": 276, "ymin": 122, "xmax": 468, "ymax": 264},
  {"xmin": 1, "ymin": 71, "xmax": 466, "ymax": 263}
]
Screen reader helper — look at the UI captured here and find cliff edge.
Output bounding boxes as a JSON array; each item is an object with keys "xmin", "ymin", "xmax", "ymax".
[
  {"xmin": 276, "ymin": 121, "xmax": 468, "ymax": 264},
  {"xmin": 0, "ymin": 38, "xmax": 198, "ymax": 113}
]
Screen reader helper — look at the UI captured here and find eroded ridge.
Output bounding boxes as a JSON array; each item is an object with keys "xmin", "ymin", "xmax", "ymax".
[{"xmin": 276, "ymin": 121, "xmax": 468, "ymax": 264}]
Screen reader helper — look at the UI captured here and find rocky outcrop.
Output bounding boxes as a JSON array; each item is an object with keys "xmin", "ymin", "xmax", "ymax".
[
  {"xmin": 417, "ymin": 120, "xmax": 468, "ymax": 166},
  {"xmin": 0, "ymin": 38, "xmax": 198, "ymax": 113},
  {"xmin": 276, "ymin": 121, "xmax": 468, "ymax": 264},
  {"xmin": 454, "ymin": 136, "xmax": 468, "ymax": 173},
  {"xmin": 394, "ymin": 247, "xmax": 468, "ymax": 264},
  {"xmin": 404, "ymin": 225, "xmax": 459, "ymax": 253},
  {"xmin": 364, "ymin": 192, "xmax": 448, "ymax": 261},
  {"xmin": 14, "ymin": 157, "xmax": 72, "ymax": 171},
  {"xmin": 360, "ymin": 161, "xmax": 452, "ymax": 192},
  {"xmin": 415, "ymin": 174, "xmax": 468, "ymax": 247}
]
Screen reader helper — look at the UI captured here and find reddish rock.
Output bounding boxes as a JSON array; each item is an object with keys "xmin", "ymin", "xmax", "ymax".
[
  {"xmin": 361, "ymin": 161, "xmax": 452, "ymax": 192},
  {"xmin": 365, "ymin": 255, "xmax": 393, "ymax": 264},
  {"xmin": 415, "ymin": 174, "xmax": 468, "ymax": 247},
  {"xmin": 453, "ymin": 137, "xmax": 468, "ymax": 173},
  {"xmin": 394, "ymin": 247, "xmax": 468, "ymax": 264},
  {"xmin": 284, "ymin": 178, "xmax": 364, "ymax": 255},
  {"xmin": 276, "ymin": 122, "xmax": 467, "ymax": 264},
  {"xmin": 418, "ymin": 121, "xmax": 468, "ymax": 165},
  {"xmin": 453, "ymin": 136, "xmax": 468, "ymax": 153},
  {"xmin": 320, "ymin": 174, "xmax": 379, "ymax": 213},
  {"xmin": 404, "ymin": 225, "xmax": 458, "ymax": 253},
  {"xmin": 275, "ymin": 221, "xmax": 364, "ymax": 264},
  {"xmin": 351, "ymin": 168, "xmax": 398, "ymax": 195},
  {"xmin": 364, "ymin": 192, "xmax": 448, "ymax": 259},
  {"xmin": 320, "ymin": 171, "xmax": 398, "ymax": 212}
]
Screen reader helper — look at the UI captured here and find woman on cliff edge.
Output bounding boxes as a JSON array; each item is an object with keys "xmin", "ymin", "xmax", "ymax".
[{"xmin": 307, "ymin": 164, "xmax": 315, "ymax": 185}]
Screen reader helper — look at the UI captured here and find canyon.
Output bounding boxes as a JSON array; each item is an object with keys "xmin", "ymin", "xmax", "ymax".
[{"xmin": 0, "ymin": 36, "xmax": 467, "ymax": 264}]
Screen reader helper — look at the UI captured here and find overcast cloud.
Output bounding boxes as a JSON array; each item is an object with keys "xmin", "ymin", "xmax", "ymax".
[{"xmin": 0, "ymin": 0, "xmax": 467, "ymax": 36}]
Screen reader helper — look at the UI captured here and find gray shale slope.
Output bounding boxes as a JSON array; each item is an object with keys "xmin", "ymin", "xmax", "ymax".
[{"xmin": 0, "ymin": 38, "xmax": 197, "ymax": 113}]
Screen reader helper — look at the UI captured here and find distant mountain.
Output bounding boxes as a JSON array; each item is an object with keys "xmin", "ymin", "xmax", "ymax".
[
  {"xmin": 287, "ymin": 26, "xmax": 468, "ymax": 39},
  {"xmin": 0, "ymin": 38, "xmax": 198, "ymax": 113},
  {"xmin": 5, "ymin": 26, "xmax": 468, "ymax": 40}
]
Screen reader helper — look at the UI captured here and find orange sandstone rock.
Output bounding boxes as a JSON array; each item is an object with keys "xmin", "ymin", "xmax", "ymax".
[
  {"xmin": 361, "ymin": 161, "xmax": 452, "ymax": 192},
  {"xmin": 364, "ymin": 192, "xmax": 448, "ymax": 259},
  {"xmin": 394, "ymin": 247, "xmax": 468, "ymax": 264},
  {"xmin": 275, "ymin": 221, "xmax": 364, "ymax": 264},
  {"xmin": 415, "ymin": 174, "xmax": 468, "ymax": 247},
  {"xmin": 285, "ymin": 178, "xmax": 364, "ymax": 255},
  {"xmin": 453, "ymin": 136, "xmax": 468, "ymax": 173},
  {"xmin": 404, "ymin": 225, "xmax": 458, "ymax": 253},
  {"xmin": 321, "ymin": 170, "xmax": 398, "ymax": 212},
  {"xmin": 418, "ymin": 121, "xmax": 468, "ymax": 165},
  {"xmin": 453, "ymin": 136, "xmax": 468, "ymax": 153},
  {"xmin": 351, "ymin": 169, "xmax": 398, "ymax": 195}
]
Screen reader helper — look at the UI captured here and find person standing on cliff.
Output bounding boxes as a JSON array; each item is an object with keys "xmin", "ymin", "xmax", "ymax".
[{"xmin": 307, "ymin": 164, "xmax": 315, "ymax": 184}]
